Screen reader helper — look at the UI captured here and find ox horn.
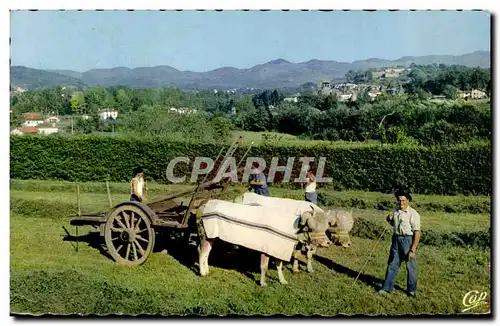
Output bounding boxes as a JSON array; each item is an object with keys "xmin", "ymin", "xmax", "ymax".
[{"xmin": 309, "ymin": 205, "xmax": 317, "ymax": 218}]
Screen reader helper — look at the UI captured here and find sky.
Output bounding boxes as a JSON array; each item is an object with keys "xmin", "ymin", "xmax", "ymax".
[{"xmin": 10, "ymin": 10, "xmax": 491, "ymax": 72}]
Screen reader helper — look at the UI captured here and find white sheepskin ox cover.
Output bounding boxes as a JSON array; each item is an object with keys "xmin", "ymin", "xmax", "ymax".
[
  {"xmin": 235, "ymin": 192, "xmax": 324, "ymax": 215},
  {"xmin": 200, "ymin": 199, "xmax": 303, "ymax": 261}
]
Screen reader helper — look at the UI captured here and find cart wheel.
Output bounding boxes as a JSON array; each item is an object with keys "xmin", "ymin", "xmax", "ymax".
[{"xmin": 104, "ymin": 204, "xmax": 155, "ymax": 266}]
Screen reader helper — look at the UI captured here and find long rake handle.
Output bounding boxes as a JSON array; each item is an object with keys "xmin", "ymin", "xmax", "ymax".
[
  {"xmin": 352, "ymin": 224, "xmax": 391, "ymax": 286},
  {"xmin": 236, "ymin": 141, "xmax": 255, "ymax": 168},
  {"xmin": 200, "ymin": 147, "xmax": 225, "ymax": 186},
  {"xmin": 182, "ymin": 137, "xmax": 242, "ymax": 223},
  {"xmin": 204, "ymin": 136, "xmax": 241, "ymax": 185}
]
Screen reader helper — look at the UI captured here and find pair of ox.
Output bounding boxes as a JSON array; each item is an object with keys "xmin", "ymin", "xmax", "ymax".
[{"xmin": 196, "ymin": 193, "xmax": 354, "ymax": 286}]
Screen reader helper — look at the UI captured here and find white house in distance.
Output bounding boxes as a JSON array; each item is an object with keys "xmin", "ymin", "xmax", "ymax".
[
  {"xmin": 98, "ymin": 108, "xmax": 119, "ymax": 121},
  {"xmin": 169, "ymin": 107, "xmax": 198, "ymax": 114},
  {"xmin": 36, "ymin": 123, "xmax": 59, "ymax": 135},
  {"xmin": 338, "ymin": 94, "xmax": 353, "ymax": 102},
  {"xmin": 21, "ymin": 112, "xmax": 44, "ymax": 127},
  {"xmin": 458, "ymin": 89, "xmax": 488, "ymax": 100},
  {"xmin": 10, "ymin": 128, "xmax": 26, "ymax": 136},
  {"xmin": 471, "ymin": 89, "xmax": 488, "ymax": 99},
  {"xmin": 22, "ymin": 120, "xmax": 44, "ymax": 127},
  {"xmin": 45, "ymin": 116, "xmax": 61, "ymax": 123}
]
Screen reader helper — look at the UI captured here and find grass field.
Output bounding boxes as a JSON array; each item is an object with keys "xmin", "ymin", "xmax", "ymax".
[
  {"xmin": 230, "ymin": 130, "xmax": 383, "ymax": 146},
  {"xmin": 10, "ymin": 179, "xmax": 491, "ymax": 316}
]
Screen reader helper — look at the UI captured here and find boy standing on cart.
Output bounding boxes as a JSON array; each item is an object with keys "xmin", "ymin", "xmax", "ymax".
[{"xmin": 130, "ymin": 166, "xmax": 147, "ymax": 203}]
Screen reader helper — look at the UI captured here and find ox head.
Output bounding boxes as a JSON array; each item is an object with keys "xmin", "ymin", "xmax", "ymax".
[
  {"xmin": 298, "ymin": 205, "xmax": 340, "ymax": 248},
  {"xmin": 325, "ymin": 209, "xmax": 354, "ymax": 248}
]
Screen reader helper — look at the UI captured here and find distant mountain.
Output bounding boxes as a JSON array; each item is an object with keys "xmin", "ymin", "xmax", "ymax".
[
  {"xmin": 11, "ymin": 66, "xmax": 86, "ymax": 89},
  {"xmin": 392, "ymin": 51, "xmax": 491, "ymax": 67},
  {"xmin": 11, "ymin": 51, "xmax": 490, "ymax": 90},
  {"xmin": 47, "ymin": 69, "xmax": 83, "ymax": 80}
]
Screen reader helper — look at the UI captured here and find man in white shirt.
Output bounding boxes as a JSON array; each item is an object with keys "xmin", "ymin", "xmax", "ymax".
[
  {"xmin": 304, "ymin": 168, "xmax": 317, "ymax": 204},
  {"xmin": 378, "ymin": 189, "xmax": 421, "ymax": 297}
]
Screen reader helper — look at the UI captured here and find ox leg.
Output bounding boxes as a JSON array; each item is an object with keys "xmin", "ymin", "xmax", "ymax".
[
  {"xmin": 277, "ymin": 261, "xmax": 288, "ymax": 285},
  {"xmin": 198, "ymin": 239, "xmax": 213, "ymax": 276},
  {"xmin": 306, "ymin": 249, "xmax": 316, "ymax": 273},
  {"xmin": 292, "ymin": 250, "xmax": 301, "ymax": 273},
  {"xmin": 260, "ymin": 253, "xmax": 270, "ymax": 286}
]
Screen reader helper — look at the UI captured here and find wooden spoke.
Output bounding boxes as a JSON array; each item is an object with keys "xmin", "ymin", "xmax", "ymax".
[
  {"xmin": 132, "ymin": 242, "xmax": 138, "ymax": 261},
  {"xmin": 134, "ymin": 219, "xmax": 143, "ymax": 232},
  {"xmin": 122, "ymin": 212, "xmax": 131, "ymax": 228},
  {"xmin": 134, "ymin": 240, "xmax": 145, "ymax": 256},
  {"xmin": 114, "ymin": 216, "xmax": 127, "ymax": 230},
  {"xmin": 136, "ymin": 235, "xmax": 149, "ymax": 243},
  {"xmin": 116, "ymin": 244, "xmax": 123, "ymax": 253},
  {"xmin": 137, "ymin": 228, "xmax": 148, "ymax": 234},
  {"xmin": 130, "ymin": 212, "xmax": 136, "ymax": 229},
  {"xmin": 111, "ymin": 227, "xmax": 124, "ymax": 233},
  {"xmin": 125, "ymin": 243, "xmax": 131, "ymax": 260}
]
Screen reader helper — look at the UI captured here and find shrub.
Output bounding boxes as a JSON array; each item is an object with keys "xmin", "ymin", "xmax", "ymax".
[{"xmin": 10, "ymin": 135, "xmax": 491, "ymax": 195}]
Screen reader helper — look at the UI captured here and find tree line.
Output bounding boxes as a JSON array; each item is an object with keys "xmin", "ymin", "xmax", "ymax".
[
  {"xmin": 10, "ymin": 85, "xmax": 255, "ymax": 117},
  {"xmin": 238, "ymin": 93, "xmax": 491, "ymax": 146}
]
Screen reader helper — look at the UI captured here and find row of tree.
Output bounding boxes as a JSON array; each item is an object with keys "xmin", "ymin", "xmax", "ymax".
[
  {"xmin": 69, "ymin": 94, "xmax": 489, "ymax": 146},
  {"xmin": 10, "ymin": 86, "xmax": 258, "ymax": 117},
  {"xmin": 405, "ymin": 64, "xmax": 491, "ymax": 97},
  {"xmin": 237, "ymin": 93, "xmax": 491, "ymax": 146}
]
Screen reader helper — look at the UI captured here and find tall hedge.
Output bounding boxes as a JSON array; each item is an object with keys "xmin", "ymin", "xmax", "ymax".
[{"xmin": 10, "ymin": 135, "xmax": 491, "ymax": 196}]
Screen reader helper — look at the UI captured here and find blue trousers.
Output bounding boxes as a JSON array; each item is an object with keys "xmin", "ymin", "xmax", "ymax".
[
  {"xmin": 381, "ymin": 235, "xmax": 417, "ymax": 293},
  {"xmin": 253, "ymin": 187, "xmax": 269, "ymax": 197},
  {"xmin": 305, "ymin": 191, "xmax": 317, "ymax": 204},
  {"xmin": 130, "ymin": 194, "xmax": 142, "ymax": 202}
]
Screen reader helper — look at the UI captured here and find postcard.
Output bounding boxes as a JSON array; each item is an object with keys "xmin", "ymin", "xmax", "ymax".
[{"xmin": 9, "ymin": 8, "xmax": 492, "ymax": 317}]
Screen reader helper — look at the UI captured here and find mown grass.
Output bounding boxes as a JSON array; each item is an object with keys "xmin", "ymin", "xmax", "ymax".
[{"xmin": 10, "ymin": 179, "xmax": 491, "ymax": 316}]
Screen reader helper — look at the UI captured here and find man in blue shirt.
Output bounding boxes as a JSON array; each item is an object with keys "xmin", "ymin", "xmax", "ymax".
[{"xmin": 248, "ymin": 164, "xmax": 269, "ymax": 196}]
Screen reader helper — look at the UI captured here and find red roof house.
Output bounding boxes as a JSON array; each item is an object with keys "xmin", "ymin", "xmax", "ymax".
[
  {"xmin": 22, "ymin": 112, "xmax": 42, "ymax": 121},
  {"xmin": 17, "ymin": 126, "xmax": 39, "ymax": 134}
]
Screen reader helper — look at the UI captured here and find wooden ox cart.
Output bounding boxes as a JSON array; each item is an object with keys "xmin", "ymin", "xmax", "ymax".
[{"xmin": 68, "ymin": 137, "xmax": 252, "ymax": 266}]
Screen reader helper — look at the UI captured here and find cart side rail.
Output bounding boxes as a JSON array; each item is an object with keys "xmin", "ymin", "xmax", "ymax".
[{"xmin": 70, "ymin": 201, "xmax": 159, "ymax": 225}]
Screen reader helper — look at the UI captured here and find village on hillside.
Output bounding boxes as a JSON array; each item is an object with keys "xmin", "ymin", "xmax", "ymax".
[
  {"xmin": 9, "ymin": 109, "xmax": 119, "ymax": 136},
  {"xmin": 317, "ymin": 66, "xmax": 488, "ymax": 102},
  {"xmin": 9, "ymin": 107, "xmax": 202, "ymax": 136}
]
